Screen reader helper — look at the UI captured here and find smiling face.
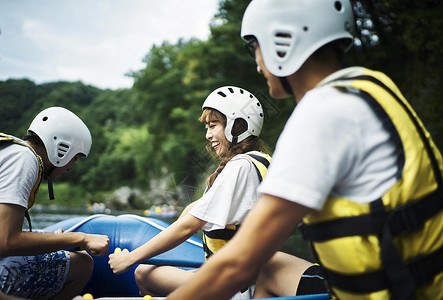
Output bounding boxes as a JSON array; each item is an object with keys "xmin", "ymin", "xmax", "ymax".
[
  {"xmin": 205, "ymin": 119, "xmax": 229, "ymax": 157},
  {"xmin": 201, "ymin": 109, "xmax": 229, "ymax": 158}
]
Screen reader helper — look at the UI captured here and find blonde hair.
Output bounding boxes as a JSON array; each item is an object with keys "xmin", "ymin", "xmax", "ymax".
[{"xmin": 200, "ymin": 108, "xmax": 269, "ymax": 188}]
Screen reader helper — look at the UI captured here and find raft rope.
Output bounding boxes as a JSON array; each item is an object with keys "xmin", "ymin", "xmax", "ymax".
[{"xmin": 64, "ymin": 214, "xmax": 108, "ymax": 232}]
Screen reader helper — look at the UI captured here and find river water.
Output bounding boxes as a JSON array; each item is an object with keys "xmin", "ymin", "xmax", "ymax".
[
  {"xmin": 25, "ymin": 205, "xmax": 315, "ymax": 262},
  {"xmin": 25, "ymin": 205, "xmax": 93, "ymax": 230}
]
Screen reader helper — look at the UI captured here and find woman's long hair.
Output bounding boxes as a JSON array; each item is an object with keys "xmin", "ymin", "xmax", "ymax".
[{"xmin": 200, "ymin": 108, "xmax": 269, "ymax": 189}]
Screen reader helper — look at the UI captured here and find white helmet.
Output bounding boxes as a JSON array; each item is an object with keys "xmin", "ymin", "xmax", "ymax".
[
  {"xmin": 202, "ymin": 86, "xmax": 264, "ymax": 143},
  {"xmin": 241, "ymin": 0, "xmax": 355, "ymax": 77},
  {"xmin": 28, "ymin": 107, "xmax": 92, "ymax": 167}
]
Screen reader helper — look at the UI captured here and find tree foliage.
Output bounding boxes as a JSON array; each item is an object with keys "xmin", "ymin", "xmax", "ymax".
[{"xmin": 349, "ymin": 0, "xmax": 442, "ymax": 144}]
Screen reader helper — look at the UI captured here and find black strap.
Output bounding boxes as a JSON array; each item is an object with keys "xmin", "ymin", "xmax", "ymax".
[
  {"xmin": 202, "ymin": 235, "xmax": 214, "ymax": 259},
  {"xmin": 246, "ymin": 153, "xmax": 270, "ymax": 169},
  {"xmin": 44, "ymin": 165, "xmax": 56, "ymax": 200},
  {"xmin": 25, "ymin": 210, "xmax": 32, "ymax": 232},
  {"xmin": 322, "ymin": 245, "xmax": 443, "ymax": 295},
  {"xmin": 202, "ymin": 226, "xmax": 239, "ymax": 259},
  {"xmin": 371, "ymin": 199, "xmax": 416, "ymax": 299},
  {"xmin": 245, "ymin": 153, "xmax": 270, "ymax": 182},
  {"xmin": 279, "ymin": 77, "xmax": 294, "ymax": 95},
  {"xmin": 300, "ymin": 188, "xmax": 443, "ymax": 242},
  {"xmin": 203, "ymin": 226, "xmax": 239, "ymax": 240},
  {"xmin": 231, "ymin": 136, "xmax": 239, "ymax": 147}
]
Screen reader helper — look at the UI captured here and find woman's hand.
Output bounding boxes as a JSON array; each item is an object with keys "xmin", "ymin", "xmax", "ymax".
[
  {"xmin": 108, "ymin": 248, "xmax": 134, "ymax": 274},
  {"xmin": 54, "ymin": 228, "xmax": 65, "ymax": 234}
]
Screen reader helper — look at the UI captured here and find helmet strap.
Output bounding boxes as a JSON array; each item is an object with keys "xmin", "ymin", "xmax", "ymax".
[
  {"xmin": 279, "ymin": 77, "xmax": 294, "ymax": 95},
  {"xmin": 44, "ymin": 165, "xmax": 56, "ymax": 200},
  {"xmin": 230, "ymin": 136, "xmax": 239, "ymax": 148}
]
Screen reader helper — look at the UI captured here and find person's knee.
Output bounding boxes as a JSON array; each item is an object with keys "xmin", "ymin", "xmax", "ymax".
[
  {"xmin": 68, "ymin": 251, "xmax": 94, "ymax": 282},
  {"xmin": 78, "ymin": 252, "xmax": 94, "ymax": 276},
  {"xmin": 134, "ymin": 265, "xmax": 156, "ymax": 286}
]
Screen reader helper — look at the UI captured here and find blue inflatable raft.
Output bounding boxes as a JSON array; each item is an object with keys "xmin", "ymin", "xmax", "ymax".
[
  {"xmin": 44, "ymin": 214, "xmax": 204, "ymax": 297},
  {"xmin": 44, "ymin": 214, "xmax": 329, "ymax": 299}
]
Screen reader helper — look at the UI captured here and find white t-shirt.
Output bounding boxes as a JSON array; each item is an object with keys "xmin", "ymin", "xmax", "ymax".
[
  {"xmin": 258, "ymin": 67, "xmax": 400, "ymax": 210},
  {"xmin": 0, "ymin": 142, "xmax": 40, "ymax": 209},
  {"xmin": 189, "ymin": 151, "xmax": 264, "ymax": 231}
]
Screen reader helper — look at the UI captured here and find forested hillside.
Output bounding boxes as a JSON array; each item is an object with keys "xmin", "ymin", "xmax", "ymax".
[{"xmin": 1, "ymin": 0, "xmax": 441, "ymax": 210}]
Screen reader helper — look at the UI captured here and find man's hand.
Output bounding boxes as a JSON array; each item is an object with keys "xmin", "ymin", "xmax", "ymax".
[{"xmin": 83, "ymin": 233, "xmax": 110, "ymax": 256}]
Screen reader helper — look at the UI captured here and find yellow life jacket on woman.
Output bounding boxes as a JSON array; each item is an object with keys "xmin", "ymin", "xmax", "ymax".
[
  {"xmin": 0, "ymin": 133, "xmax": 44, "ymax": 231},
  {"xmin": 202, "ymin": 152, "xmax": 271, "ymax": 259},
  {"xmin": 300, "ymin": 69, "xmax": 443, "ymax": 299}
]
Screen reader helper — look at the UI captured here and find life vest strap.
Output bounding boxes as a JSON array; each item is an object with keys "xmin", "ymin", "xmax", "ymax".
[
  {"xmin": 24, "ymin": 210, "xmax": 32, "ymax": 232},
  {"xmin": 328, "ymin": 75, "xmax": 443, "ymax": 188},
  {"xmin": 203, "ymin": 226, "xmax": 239, "ymax": 240},
  {"xmin": 246, "ymin": 153, "xmax": 270, "ymax": 182},
  {"xmin": 322, "ymin": 244, "xmax": 443, "ymax": 294},
  {"xmin": 371, "ymin": 199, "xmax": 416, "ymax": 299},
  {"xmin": 202, "ymin": 226, "xmax": 239, "ymax": 259},
  {"xmin": 300, "ymin": 188, "xmax": 443, "ymax": 242}
]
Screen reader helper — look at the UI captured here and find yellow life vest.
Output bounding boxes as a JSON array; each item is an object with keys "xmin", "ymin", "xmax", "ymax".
[
  {"xmin": 0, "ymin": 133, "xmax": 44, "ymax": 231},
  {"xmin": 300, "ymin": 69, "xmax": 443, "ymax": 299},
  {"xmin": 202, "ymin": 152, "xmax": 271, "ymax": 259}
]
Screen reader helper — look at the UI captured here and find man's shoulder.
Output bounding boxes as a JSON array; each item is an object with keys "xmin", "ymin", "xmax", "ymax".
[{"xmin": 1, "ymin": 143, "xmax": 39, "ymax": 166}]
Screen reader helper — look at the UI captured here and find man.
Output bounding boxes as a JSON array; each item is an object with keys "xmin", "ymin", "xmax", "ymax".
[
  {"xmin": 0, "ymin": 107, "xmax": 109, "ymax": 300},
  {"xmin": 168, "ymin": 0, "xmax": 443, "ymax": 299}
]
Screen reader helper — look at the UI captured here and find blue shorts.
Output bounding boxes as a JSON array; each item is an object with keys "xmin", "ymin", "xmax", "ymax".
[{"xmin": 0, "ymin": 250, "xmax": 70, "ymax": 299}]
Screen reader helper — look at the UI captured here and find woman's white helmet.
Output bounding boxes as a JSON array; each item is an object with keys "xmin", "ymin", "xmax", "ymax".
[
  {"xmin": 28, "ymin": 107, "xmax": 92, "ymax": 167},
  {"xmin": 241, "ymin": 0, "xmax": 355, "ymax": 77},
  {"xmin": 202, "ymin": 86, "xmax": 264, "ymax": 143}
]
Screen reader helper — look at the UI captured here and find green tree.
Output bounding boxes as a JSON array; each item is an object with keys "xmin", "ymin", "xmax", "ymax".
[{"xmin": 349, "ymin": 0, "xmax": 442, "ymax": 148}]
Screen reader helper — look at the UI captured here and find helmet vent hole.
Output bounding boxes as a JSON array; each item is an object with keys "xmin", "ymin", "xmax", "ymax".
[
  {"xmin": 43, "ymin": 116, "xmax": 48, "ymax": 121},
  {"xmin": 249, "ymin": 94, "xmax": 253, "ymax": 99},
  {"xmin": 274, "ymin": 32, "xmax": 292, "ymax": 58},
  {"xmin": 303, "ymin": 26, "xmax": 308, "ymax": 32},
  {"xmin": 228, "ymin": 88, "xmax": 234, "ymax": 93},
  {"xmin": 217, "ymin": 91, "xmax": 227, "ymax": 98},
  {"xmin": 334, "ymin": 1, "xmax": 343, "ymax": 12},
  {"xmin": 240, "ymin": 89, "xmax": 244, "ymax": 94},
  {"xmin": 57, "ymin": 143, "xmax": 70, "ymax": 158}
]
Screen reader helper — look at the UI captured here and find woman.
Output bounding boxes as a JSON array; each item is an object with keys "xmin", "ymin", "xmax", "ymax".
[{"xmin": 108, "ymin": 86, "xmax": 271, "ymax": 299}]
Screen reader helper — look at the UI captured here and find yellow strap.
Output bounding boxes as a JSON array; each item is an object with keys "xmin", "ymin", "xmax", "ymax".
[{"xmin": 241, "ymin": 152, "xmax": 271, "ymax": 181}]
